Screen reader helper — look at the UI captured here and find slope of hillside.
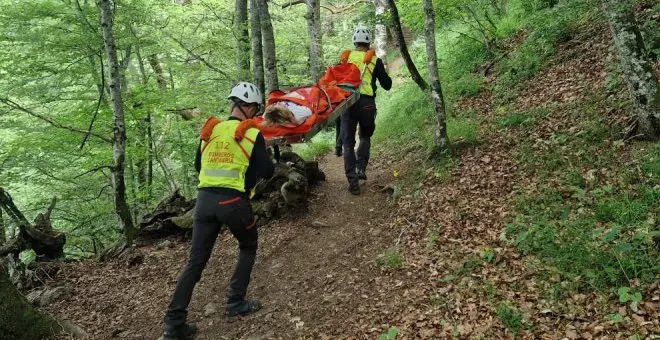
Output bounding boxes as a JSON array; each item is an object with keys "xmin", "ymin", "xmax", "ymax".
[{"xmin": 39, "ymin": 1, "xmax": 659, "ymax": 338}]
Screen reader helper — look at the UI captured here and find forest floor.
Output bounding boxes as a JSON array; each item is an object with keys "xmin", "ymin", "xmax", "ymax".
[{"xmin": 44, "ymin": 24, "xmax": 660, "ymax": 339}]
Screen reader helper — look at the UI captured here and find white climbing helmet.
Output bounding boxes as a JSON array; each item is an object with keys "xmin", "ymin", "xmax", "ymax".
[
  {"xmin": 352, "ymin": 26, "xmax": 371, "ymax": 44},
  {"xmin": 228, "ymin": 81, "xmax": 262, "ymax": 104}
]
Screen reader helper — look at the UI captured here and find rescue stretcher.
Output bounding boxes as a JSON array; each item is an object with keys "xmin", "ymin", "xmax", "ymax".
[{"xmin": 264, "ymin": 85, "xmax": 360, "ymax": 147}]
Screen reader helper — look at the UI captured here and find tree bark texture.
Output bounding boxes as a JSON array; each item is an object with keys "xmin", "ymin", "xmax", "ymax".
[
  {"xmin": 250, "ymin": 0, "xmax": 265, "ymax": 97},
  {"xmin": 305, "ymin": 0, "xmax": 323, "ymax": 81},
  {"xmin": 423, "ymin": 0, "xmax": 448, "ymax": 150},
  {"xmin": 0, "ymin": 208, "xmax": 5, "ymax": 244},
  {"xmin": 148, "ymin": 54, "xmax": 168, "ymax": 91},
  {"xmin": 385, "ymin": 0, "xmax": 429, "ymax": 91},
  {"xmin": 235, "ymin": 0, "xmax": 251, "ymax": 80},
  {"xmin": 99, "ymin": 0, "xmax": 137, "ymax": 244},
  {"xmin": 258, "ymin": 0, "xmax": 279, "ymax": 93},
  {"xmin": 602, "ymin": 0, "xmax": 660, "ymax": 139},
  {"xmin": 0, "ymin": 262, "xmax": 60, "ymax": 340},
  {"xmin": 374, "ymin": 0, "xmax": 388, "ymax": 58}
]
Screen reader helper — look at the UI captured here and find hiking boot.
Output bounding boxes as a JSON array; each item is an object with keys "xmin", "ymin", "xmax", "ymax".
[
  {"xmin": 348, "ymin": 180, "xmax": 361, "ymax": 195},
  {"xmin": 335, "ymin": 147, "xmax": 343, "ymax": 157},
  {"xmin": 162, "ymin": 323, "xmax": 197, "ymax": 340},
  {"xmin": 357, "ymin": 169, "xmax": 367, "ymax": 181},
  {"xmin": 225, "ymin": 300, "xmax": 261, "ymax": 322}
]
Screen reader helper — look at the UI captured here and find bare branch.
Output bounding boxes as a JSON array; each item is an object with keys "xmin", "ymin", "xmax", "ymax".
[
  {"xmin": 80, "ymin": 54, "xmax": 107, "ymax": 149},
  {"xmin": 0, "ymin": 97, "xmax": 112, "ymax": 143},
  {"xmin": 161, "ymin": 31, "xmax": 232, "ymax": 81},
  {"xmin": 74, "ymin": 165, "xmax": 114, "ymax": 179}
]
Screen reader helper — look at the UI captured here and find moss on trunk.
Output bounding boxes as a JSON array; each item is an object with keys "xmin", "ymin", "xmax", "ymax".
[{"xmin": 0, "ymin": 263, "xmax": 59, "ymax": 339}]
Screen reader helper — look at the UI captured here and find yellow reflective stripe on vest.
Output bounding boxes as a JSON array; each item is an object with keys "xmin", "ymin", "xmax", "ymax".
[
  {"xmin": 347, "ymin": 51, "xmax": 377, "ymax": 96},
  {"xmin": 198, "ymin": 120, "xmax": 260, "ymax": 192},
  {"xmin": 203, "ymin": 168, "xmax": 240, "ymax": 178}
]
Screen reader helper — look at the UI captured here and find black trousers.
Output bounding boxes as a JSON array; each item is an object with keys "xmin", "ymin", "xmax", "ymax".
[
  {"xmin": 335, "ymin": 118, "xmax": 342, "ymax": 150},
  {"xmin": 341, "ymin": 95, "xmax": 377, "ymax": 180},
  {"xmin": 164, "ymin": 189, "xmax": 258, "ymax": 327}
]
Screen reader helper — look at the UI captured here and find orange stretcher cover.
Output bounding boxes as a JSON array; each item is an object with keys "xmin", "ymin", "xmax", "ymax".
[{"xmin": 254, "ymin": 63, "xmax": 362, "ymax": 139}]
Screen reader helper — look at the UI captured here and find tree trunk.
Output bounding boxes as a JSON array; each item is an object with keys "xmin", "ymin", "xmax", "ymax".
[
  {"xmin": 601, "ymin": 0, "xmax": 660, "ymax": 139},
  {"xmin": 0, "ymin": 208, "xmax": 5, "ymax": 244},
  {"xmin": 99, "ymin": 0, "xmax": 136, "ymax": 245},
  {"xmin": 423, "ymin": 0, "xmax": 448, "ymax": 150},
  {"xmin": 148, "ymin": 54, "xmax": 168, "ymax": 91},
  {"xmin": 258, "ymin": 0, "xmax": 279, "ymax": 93},
  {"xmin": 305, "ymin": 0, "xmax": 323, "ymax": 81},
  {"xmin": 134, "ymin": 46, "xmax": 151, "ymax": 207},
  {"xmin": 0, "ymin": 262, "xmax": 60, "ymax": 339},
  {"xmin": 374, "ymin": 0, "xmax": 388, "ymax": 58},
  {"xmin": 385, "ymin": 0, "xmax": 429, "ymax": 91},
  {"xmin": 0, "ymin": 189, "xmax": 65, "ymax": 259},
  {"xmin": 235, "ymin": 0, "xmax": 251, "ymax": 80},
  {"xmin": 250, "ymin": 0, "xmax": 265, "ymax": 97}
]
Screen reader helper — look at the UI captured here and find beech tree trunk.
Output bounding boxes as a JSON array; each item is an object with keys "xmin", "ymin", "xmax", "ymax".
[
  {"xmin": 601, "ymin": 0, "xmax": 660, "ymax": 139},
  {"xmin": 305, "ymin": 0, "xmax": 323, "ymax": 81},
  {"xmin": 0, "ymin": 262, "xmax": 60, "ymax": 339},
  {"xmin": 258, "ymin": 0, "xmax": 279, "ymax": 93},
  {"xmin": 99, "ymin": 0, "xmax": 136, "ymax": 245},
  {"xmin": 385, "ymin": 0, "xmax": 428, "ymax": 91},
  {"xmin": 423, "ymin": 0, "xmax": 448, "ymax": 150},
  {"xmin": 250, "ymin": 0, "xmax": 265, "ymax": 97},
  {"xmin": 374, "ymin": 0, "xmax": 388, "ymax": 58},
  {"xmin": 235, "ymin": 0, "xmax": 251, "ymax": 80}
]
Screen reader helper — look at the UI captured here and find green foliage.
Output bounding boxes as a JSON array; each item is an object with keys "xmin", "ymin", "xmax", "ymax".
[
  {"xmin": 481, "ymin": 247, "xmax": 495, "ymax": 262},
  {"xmin": 293, "ymin": 129, "xmax": 336, "ymax": 161},
  {"xmin": 18, "ymin": 250, "xmax": 36, "ymax": 266},
  {"xmin": 507, "ymin": 108, "xmax": 660, "ymax": 293},
  {"xmin": 617, "ymin": 287, "xmax": 643, "ymax": 311},
  {"xmin": 379, "ymin": 327, "xmax": 399, "ymax": 340},
  {"xmin": 495, "ymin": 302, "xmax": 526, "ymax": 337},
  {"xmin": 0, "ymin": 0, "xmax": 327, "ymax": 255},
  {"xmin": 606, "ymin": 312, "xmax": 624, "ymax": 324},
  {"xmin": 453, "ymin": 73, "xmax": 482, "ymax": 97},
  {"xmin": 638, "ymin": 3, "xmax": 660, "ymax": 60},
  {"xmin": 497, "ymin": 108, "xmax": 549, "ymax": 128},
  {"xmin": 378, "ymin": 247, "xmax": 404, "ymax": 270},
  {"xmin": 492, "ymin": 0, "xmax": 597, "ymax": 102}
]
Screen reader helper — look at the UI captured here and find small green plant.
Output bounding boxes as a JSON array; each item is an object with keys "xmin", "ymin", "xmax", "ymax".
[
  {"xmin": 499, "ymin": 113, "xmax": 532, "ymax": 128},
  {"xmin": 19, "ymin": 249, "xmax": 37, "ymax": 266},
  {"xmin": 293, "ymin": 129, "xmax": 335, "ymax": 160},
  {"xmin": 379, "ymin": 247, "xmax": 404, "ymax": 270},
  {"xmin": 447, "ymin": 118, "xmax": 479, "ymax": 145},
  {"xmin": 495, "ymin": 302, "xmax": 526, "ymax": 337},
  {"xmin": 606, "ymin": 312, "xmax": 624, "ymax": 324},
  {"xmin": 379, "ymin": 327, "xmax": 398, "ymax": 340},
  {"xmin": 481, "ymin": 247, "xmax": 496, "ymax": 263},
  {"xmin": 426, "ymin": 230, "xmax": 438, "ymax": 251},
  {"xmin": 617, "ymin": 287, "xmax": 642, "ymax": 312},
  {"xmin": 453, "ymin": 73, "xmax": 482, "ymax": 97}
]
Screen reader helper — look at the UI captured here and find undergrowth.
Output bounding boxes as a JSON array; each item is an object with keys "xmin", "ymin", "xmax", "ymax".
[
  {"xmin": 506, "ymin": 95, "xmax": 659, "ymax": 294},
  {"xmin": 293, "ymin": 129, "xmax": 336, "ymax": 160}
]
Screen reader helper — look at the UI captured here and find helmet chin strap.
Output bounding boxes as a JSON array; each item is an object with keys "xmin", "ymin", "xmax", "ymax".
[
  {"xmin": 233, "ymin": 103, "xmax": 263, "ymax": 120},
  {"xmin": 232, "ymin": 103, "xmax": 251, "ymax": 120}
]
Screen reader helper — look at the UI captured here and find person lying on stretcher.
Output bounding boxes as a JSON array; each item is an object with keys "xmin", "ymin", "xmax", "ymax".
[{"xmin": 258, "ymin": 63, "xmax": 363, "ymax": 129}]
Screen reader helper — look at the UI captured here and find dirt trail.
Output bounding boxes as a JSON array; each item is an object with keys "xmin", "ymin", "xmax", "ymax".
[
  {"xmin": 199, "ymin": 155, "xmax": 394, "ymax": 338},
  {"xmin": 48, "ymin": 155, "xmax": 397, "ymax": 339}
]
